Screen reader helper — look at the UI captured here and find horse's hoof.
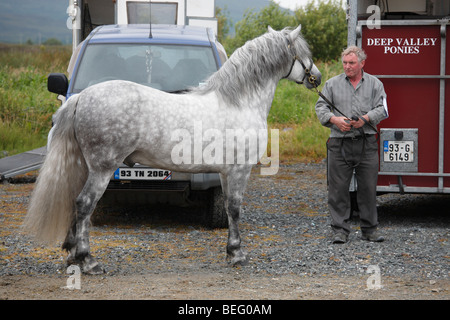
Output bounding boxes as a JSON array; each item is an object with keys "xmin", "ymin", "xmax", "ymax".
[
  {"xmin": 84, "ymin": 263, "xmax": 104, "ymax": 275},
  {"xmin": 231, "ymin": 256, "xmax": 249, "ymax": 266},
  {"xmin": 227, "ymin": 250, "xmax": 248, "ymax": 266},
  {"xmin": 80, "ymin": 254, "xmax": 104, "ymax": 275}
]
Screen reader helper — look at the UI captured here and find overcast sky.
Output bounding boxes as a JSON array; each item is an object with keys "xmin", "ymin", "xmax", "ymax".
[
  {"xmin": 275, "ymin": 0, "xmax": 346, "ymax": 11},
  {"xmin": 274, "ymin": 0, "xmax": 312, "ymax": 11}
]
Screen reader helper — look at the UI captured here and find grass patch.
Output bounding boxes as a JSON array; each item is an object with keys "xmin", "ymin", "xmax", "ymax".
[
  {"xmin": 0, "ymin": 44, "xmax": 71, "ymax": 157},
  {"xmin": 269, "ymin": 60, "xmax": 342, "ymax": 161},
  {"xmin": 270, "ymin": 122, "xmax": 329, "ymax": 162},
  {"xmin": 0, "ymin": 121, "xmax": 47, "ymax": 155}
]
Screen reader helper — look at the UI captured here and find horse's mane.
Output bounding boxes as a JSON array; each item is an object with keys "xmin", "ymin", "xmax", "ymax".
[{"xmin": 193, "ymin": 27, "xmax": 311, "ymax": 107}]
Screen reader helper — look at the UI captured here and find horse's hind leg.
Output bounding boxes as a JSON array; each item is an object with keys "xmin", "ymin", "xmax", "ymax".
[
  {"xmin": 62, "ymin": 220, "xmax": 77, "ymax": 266},
  {"xmin": 221, "ymin": 168, "xmax": 251, "ymax": 266},
  {"xmin": 66, "ymin": 171, "xmax": 111, "ymax": 274}
]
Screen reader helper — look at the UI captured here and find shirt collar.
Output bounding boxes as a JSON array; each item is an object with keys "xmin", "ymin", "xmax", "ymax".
[
  {"xmin": 345, "ymin": 70, "xmax": 365, "ymax": 81},
  {"xmin": 345, "ymin": 70, "xmax": 365, "ymax": 87}
]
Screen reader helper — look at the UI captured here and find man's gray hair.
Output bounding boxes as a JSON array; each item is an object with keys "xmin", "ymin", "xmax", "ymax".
[{"xmin": 341, "ymin": 46, "xmax": 367, "ymax": 62}]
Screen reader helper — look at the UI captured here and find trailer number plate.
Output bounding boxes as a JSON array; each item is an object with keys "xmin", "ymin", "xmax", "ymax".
[
  {"xmin": 114, "ymin": 168, "xmax": 172, "ymax": 180},
  {"xmin": 383, "ymin": 141, "xmax": 414, "ymax": 162}
]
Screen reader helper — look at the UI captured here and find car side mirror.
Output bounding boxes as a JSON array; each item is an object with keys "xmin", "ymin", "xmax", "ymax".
[{"xmin": 47, "ymin": 73, "xmax": 68, "ymax": 96}]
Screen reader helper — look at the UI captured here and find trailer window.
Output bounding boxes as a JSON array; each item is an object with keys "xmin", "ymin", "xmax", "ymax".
[
  {"xmin": 72, "ymin": 43, "xmax": 218, "ymax": 93},
  {"xmin": 356, "ymin": 0, "xmax": 450, "ymax": 19},
  {"xmin": 127, "ymin": 2, "xmax": 178, "ymax": 24}
]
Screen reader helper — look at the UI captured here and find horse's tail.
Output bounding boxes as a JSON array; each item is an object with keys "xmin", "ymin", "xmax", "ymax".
[{"xmin": 23, "ymin": 95, "xmax": 88, "ymax": 243}]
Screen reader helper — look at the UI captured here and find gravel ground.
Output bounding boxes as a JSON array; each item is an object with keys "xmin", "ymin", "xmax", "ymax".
[{"xmin": 0, "ymin": 161, "xmax": 449, "ymax": 300}]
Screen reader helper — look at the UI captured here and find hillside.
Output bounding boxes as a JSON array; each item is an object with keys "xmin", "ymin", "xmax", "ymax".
[
  {"xmin": 0, "ymin": 0, "xmax": 272, "ymax": 44},
  {"xmin": 0, "ymin": 0, "xmax": 69, "ymax": 44}
]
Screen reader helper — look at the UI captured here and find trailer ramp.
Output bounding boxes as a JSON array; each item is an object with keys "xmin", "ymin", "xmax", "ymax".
[{"xmin": 0, "ymin": 147, "xmax": 46, "ymax": 180}]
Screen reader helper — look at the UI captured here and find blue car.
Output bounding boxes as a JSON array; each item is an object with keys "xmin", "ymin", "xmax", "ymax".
[{"xmin": 47, "ymin": 24, "xmax": 228, "ymax": 227}]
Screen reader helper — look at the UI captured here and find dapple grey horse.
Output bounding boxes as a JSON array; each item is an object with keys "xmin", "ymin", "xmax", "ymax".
[{"xmin": 23, "ymin": 25, "xmax": 321, "ymax": 274}]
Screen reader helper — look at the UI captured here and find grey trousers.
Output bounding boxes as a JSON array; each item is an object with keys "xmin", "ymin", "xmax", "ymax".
[{"xmin": 327, "ymin": 135, "xmax": 379, "ymax": 235}]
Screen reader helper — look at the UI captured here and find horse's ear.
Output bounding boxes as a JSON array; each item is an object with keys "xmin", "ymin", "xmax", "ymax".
[
  {"xmin": 289, "ymin": 25, "xmax": 302, "ymax": 41},
  {"xmin": 268, "ymin": 25, "xmax": 275, "ymax": 33}
]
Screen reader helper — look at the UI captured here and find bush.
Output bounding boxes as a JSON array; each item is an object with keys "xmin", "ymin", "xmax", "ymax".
[
  {"xmin": 294, "ymin": 0, "xmax": 347, "ymax": 61},
  {"xmin": 222, "ymin": 0, "xmax": 347, "ymax": 62},
  {"xmin": 223, "ymin": 1, "xmax": 296, "ymax": 54}
]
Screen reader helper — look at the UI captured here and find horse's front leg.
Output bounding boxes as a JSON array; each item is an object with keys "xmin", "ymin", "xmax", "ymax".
[
  {"xmin": 226, "ymin": 195, "xmax": 248, "ymax": 266},
  {"xmin": 221, "ymin": 169, "xmax": 251, "ymax": 266}
]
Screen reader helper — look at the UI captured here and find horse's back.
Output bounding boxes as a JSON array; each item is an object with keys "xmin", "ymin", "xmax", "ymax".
[{"xmin": 72, "ymin": 80, "xmax": 220, "ymax": 169}]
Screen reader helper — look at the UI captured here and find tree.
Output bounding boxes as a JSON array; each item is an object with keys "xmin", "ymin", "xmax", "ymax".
[
  {"xmin": 220, "ymin": 0, "xmax": 346, "ymax": 61},
  {"xmin": 216, "ymin": 6, "xmax": 231, "ymax": 43},
  {"xmin": 224, "ymin": 1, "xmax": 296, "ymax": 54},
  {"xmin": 294, "ymin": 0, "xmax": 346, "ymax": 61},
  {"xmin": 43, "ymin": 38, "xmax": 62, "ymax": 46}
]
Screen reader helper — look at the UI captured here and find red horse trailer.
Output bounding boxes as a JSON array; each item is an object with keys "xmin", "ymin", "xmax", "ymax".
[{"xmin": 347, "ymin": 0, "xmax": 449, "ymax": 194}]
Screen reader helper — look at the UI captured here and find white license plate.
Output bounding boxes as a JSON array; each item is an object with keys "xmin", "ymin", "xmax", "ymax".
[
  {"xmin": 383, "ymin": 140, "xmax": 414, "ymax": 162},
  {"xmin": 114, "ymin": 168, "xmax": 171, "ymax": 180}
]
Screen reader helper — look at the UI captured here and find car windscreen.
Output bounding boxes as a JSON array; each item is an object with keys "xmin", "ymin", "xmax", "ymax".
[{"xmin": 71, "ymin": 43, "xmax": 218, "ymax": 93}]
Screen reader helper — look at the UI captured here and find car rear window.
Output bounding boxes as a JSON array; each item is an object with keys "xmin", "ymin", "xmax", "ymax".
[{"xmin": 72, "ymin": 43, "xmax": 218, "ymax": 93}]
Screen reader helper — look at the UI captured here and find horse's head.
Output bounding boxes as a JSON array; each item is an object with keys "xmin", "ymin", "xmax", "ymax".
[{"xmin": 270, "ymin": 25, "xmax": 322, "ymax": 90}]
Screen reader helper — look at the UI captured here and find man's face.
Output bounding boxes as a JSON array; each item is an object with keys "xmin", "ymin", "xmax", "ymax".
[{"xmin": 342, "ymin": 53, "xmax": 365, "ymax": 79}]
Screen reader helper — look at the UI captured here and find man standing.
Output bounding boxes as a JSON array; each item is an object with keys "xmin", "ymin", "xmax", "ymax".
[{"xmin": 315, "ymin": 46, "xmax": 388, "ymax": 243}]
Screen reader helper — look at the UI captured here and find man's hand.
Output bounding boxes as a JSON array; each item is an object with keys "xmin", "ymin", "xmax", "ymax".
[
  {"xmin": 350, "ymin": 115, "xmax": 370, "ymax": 129},
  {"xmin": 330, "ymin": 116, "xmax": 352, "ymax": 132}
]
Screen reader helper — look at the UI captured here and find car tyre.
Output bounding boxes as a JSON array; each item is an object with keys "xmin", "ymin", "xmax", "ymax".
[{"xmin": 204, "ymin": 186, "xmax": 227, "ymax": 228}]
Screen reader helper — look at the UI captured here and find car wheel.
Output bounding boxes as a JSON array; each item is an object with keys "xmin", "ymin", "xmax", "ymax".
[{"xmin": 204, "ymin": 186, "xmax": 227, "ymax": 228}]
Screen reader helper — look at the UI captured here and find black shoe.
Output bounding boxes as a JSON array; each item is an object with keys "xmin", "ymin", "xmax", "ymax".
[
  {"xmin": 361, "ymin": 231, "xmax": 385, "ymax": 242},
  {"xmin": 332, "ymin": 233, "xmax": 348, "ymax": 244}
]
